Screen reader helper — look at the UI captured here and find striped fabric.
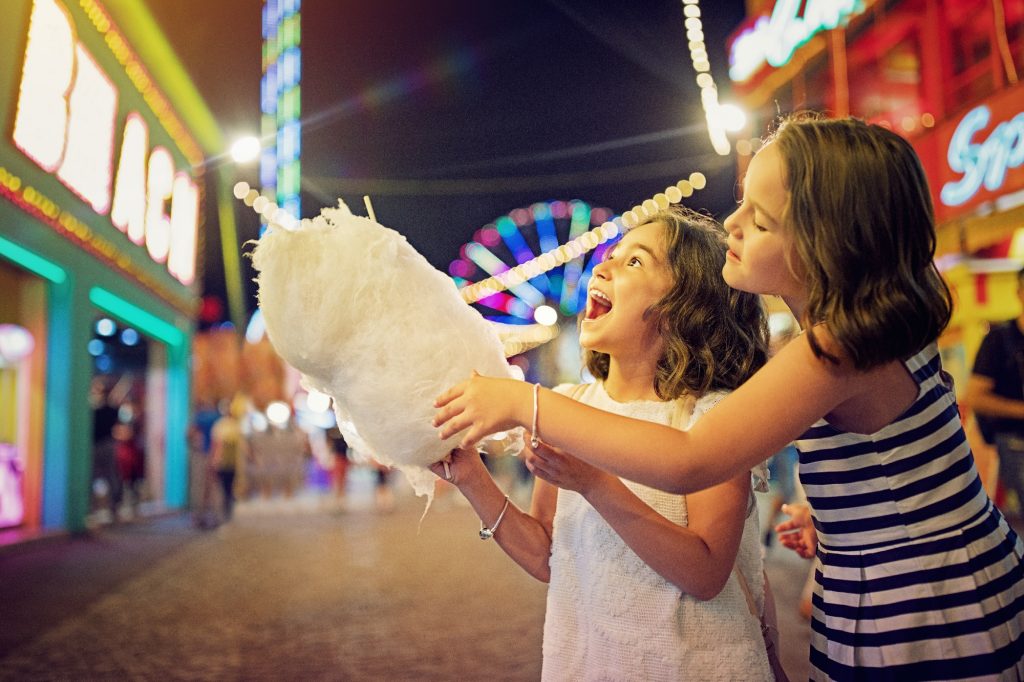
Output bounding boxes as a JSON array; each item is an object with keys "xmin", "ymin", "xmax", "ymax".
[{"xmin": 796, "ymin": 344, "xmax": 1024, "ymax": 680}]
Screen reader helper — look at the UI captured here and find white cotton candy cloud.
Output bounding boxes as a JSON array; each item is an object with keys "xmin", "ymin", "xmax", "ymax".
[{"xmin": 250, "ymin": 201, "xmax": 521, "ymax": 497}]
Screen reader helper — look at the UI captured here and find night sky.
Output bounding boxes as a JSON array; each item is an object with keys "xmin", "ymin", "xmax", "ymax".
[{"xmin": 148, "ymin": 1, "xmax": 749, "ymax": 318}]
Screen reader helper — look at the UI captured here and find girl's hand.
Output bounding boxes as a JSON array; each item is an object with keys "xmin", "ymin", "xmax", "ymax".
[
  {"xmin": 775, "ymin": 502, "xmax": 817, "ymax": 559},
  {"xmin": 433, "ymin": 373, "xmax": 529, "ymax": 449},
  {"xmin": 523, "ymin": 441, "xmax": 608, "ymax": 496},
  {"xmin": 427, "ymin": 447, "xmax": 488, "ymax": 489}
]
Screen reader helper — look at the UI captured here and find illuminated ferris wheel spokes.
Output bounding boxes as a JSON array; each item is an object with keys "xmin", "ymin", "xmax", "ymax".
[{"xmin": 449, "ymin": 200, "xmax": 620, "ymax": 325}]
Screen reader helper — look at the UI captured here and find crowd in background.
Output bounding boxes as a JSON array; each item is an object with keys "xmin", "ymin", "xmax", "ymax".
[{"xmin": 187, "ymin": 394, "xmax": 395, "ymax": 527}]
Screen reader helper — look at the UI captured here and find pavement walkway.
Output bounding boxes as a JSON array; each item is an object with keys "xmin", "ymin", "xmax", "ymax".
[{"xmin": 0, "ymin": 482, "xmax": 813, "ymax": 680}]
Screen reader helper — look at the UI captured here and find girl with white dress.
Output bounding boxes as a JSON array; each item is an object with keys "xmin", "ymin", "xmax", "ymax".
[
  {"xmin": 436, "ymin": 115, "xmax": 1024, "ymax": 680},
  {"xmin": 431, "ymin": 207, "xmax": 775, "ymax": 681}
]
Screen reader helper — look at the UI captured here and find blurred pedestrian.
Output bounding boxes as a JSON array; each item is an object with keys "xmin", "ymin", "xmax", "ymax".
[
  {"xmin": 373, "ymin": 461, "xmax": 394, "ymax": 513},
  {"xmin": 325, "ymin": 426, "xmax": 349, "ymax": 504},
  {"xmin": 90, "ymin": 378, "xmax": 120, "ymax": 523},
  {"xmin": 113, "ymin": 422, "xmax": 144, "ymax": 518},
  {"xmin": 967, "ymin": 266, "xmax": 1024, "ymax": 519},
  {"xmin": 190, "ymin": 397, "xmax": 221, "ymax": 528},
  {"xmin": 210, "ymin": 395, "xmax": 248, "ymax": 521}
]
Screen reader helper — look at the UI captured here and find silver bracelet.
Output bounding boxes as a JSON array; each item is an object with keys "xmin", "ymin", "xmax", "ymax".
[
  {"xmin": 530, "ymin": 383, "xmax": 540, "ymax": 448},
  {"xmin": 479, "ymin": 495, "xmax": 510, "ymax": 540}
]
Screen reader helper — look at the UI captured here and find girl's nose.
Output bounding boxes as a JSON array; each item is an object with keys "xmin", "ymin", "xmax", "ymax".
[
  {"xmin": 723, "ymin": 209, "xmax": 741, "ymax": 238},
  {"xmin": 592, "ymin": 258, "xmax": 610, "ymax": 279}
]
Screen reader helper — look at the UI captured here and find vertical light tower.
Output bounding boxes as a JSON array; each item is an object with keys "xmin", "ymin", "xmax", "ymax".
[{"xmin": 260, "ymin": 0, "xmax": 301, "ymax": 230}]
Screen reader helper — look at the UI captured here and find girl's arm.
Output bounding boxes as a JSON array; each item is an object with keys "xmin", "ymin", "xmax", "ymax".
[
  {"xmin": 429, "ymin": 448, "xmax": 557, "ymax": 582},
  {"xmin": 527, "ymin": 442, "xmax": 750, "ymax": 600},
  {"xmin": 436, "ymin": 334, "xmax": 857, "ymax": 494}
]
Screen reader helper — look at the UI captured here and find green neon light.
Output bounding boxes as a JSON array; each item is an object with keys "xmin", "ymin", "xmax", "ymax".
[
  {"xmin": 0, "ymin": 234, "xmax": 67, "ymax": 284},
  {"xmin": 89, "ymin": 287, "xmax": 184, "ymax": 347}
]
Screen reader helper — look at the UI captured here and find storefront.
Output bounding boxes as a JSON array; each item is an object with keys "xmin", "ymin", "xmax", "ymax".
[
  {"xmin": 0, "ymin": 0, "xmax": 230, "ymax": 537},
  {"xmin": 914, "ymin": 80, "xmax": 1024, "ymax": 368}
]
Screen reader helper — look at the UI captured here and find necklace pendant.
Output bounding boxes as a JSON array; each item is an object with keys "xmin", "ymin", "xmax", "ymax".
[{"xmin": 479, "ymin": 527, "xmax": 493, "ymax": 540}]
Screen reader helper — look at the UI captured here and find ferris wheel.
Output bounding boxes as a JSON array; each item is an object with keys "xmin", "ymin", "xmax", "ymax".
[{"xmin": 449, "ymin": 200, "xmax": 621, "ymax": 327}]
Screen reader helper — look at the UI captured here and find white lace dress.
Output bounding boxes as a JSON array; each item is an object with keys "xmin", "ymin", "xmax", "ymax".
[{"xmin": 541, "ymin": 382, "xmax": 772, "ymax": 682}]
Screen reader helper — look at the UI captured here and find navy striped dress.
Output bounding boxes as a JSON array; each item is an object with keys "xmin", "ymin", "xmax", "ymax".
[{"xmin": 796, "ymin": 344, "xmax": 1024, "ymax": 681}]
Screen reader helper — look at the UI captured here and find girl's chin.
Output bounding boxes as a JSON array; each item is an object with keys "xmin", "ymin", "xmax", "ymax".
[
  {"xmin": 721, "ymin": 264, "xmax": 745, "ymax": 289},
  {"xmin": 577, "ymin": 329, "xmax": 602, "ymax": 351}
]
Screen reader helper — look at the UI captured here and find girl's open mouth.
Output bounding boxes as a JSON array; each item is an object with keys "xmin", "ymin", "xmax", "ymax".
[{"xmin": 586, "ymin": 290, "xmax": 612, "ymax": 320}]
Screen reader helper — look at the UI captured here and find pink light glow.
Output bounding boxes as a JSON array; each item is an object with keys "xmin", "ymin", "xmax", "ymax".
[
  {"xmin": 510, "ymin": 208, "xmax": 531, "ymax": 226},
  {"xmin": 479, "ymin": 227, "xmax": 501, "ymax": 247}
]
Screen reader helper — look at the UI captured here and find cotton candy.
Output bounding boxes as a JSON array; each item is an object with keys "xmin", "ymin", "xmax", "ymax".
[{"xmin": 250, "ymin": 201, "xmax": 522, "ymax": 497}]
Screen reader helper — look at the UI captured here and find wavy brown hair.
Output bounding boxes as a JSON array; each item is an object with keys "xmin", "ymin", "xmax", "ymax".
[
  {"xmin": 767, "ymin": 114, "xmax": 953, "ymax": 369},
  {"xmin": 584, "ymin": 206, "xmax": 769, "ymax": 400}
]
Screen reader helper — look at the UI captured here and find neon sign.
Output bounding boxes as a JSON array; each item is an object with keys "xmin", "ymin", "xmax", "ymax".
[
  {"xmin": 261, "ymin": 0, "xmax": 302, "ymax": 224},
  {"xmin": 729, "ymin": 0, "xmax": 864, "ymax": 82},
  {"xmin": 941, "ymin": 105, "xmax": 1024, "ymax": 207},
  {"xmin": 11, "ymin": 0, "xmax": 199, "ymax": 286}
]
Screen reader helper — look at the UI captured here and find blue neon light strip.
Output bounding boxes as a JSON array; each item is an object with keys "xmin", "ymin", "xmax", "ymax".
[
  {"xmin": 0, "ymin": 234, "xmax": 67, "ymax": 284},
  {"xmin": 493, "ymin": 216, "xmax": 534, "ymax": 265},
  {"xmin": 88, "ymin": 287, "xmax": 184, "ymax": 347},
  {"xmin": 261, "ymin": 0, "xmax": 301, "ymax": 224}
]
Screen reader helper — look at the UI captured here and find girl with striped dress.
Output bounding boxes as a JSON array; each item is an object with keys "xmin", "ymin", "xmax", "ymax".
[{"xmin": 435, "ymin": 115, "xmax": 1024, "ymax": 680}]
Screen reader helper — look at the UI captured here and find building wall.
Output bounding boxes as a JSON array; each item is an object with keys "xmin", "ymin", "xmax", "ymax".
[{"xmin": 0, "ymin": 0, "xmax": 206, "ymax": 534}]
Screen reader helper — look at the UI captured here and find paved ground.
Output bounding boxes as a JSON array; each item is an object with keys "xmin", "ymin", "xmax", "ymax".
[{"xmin": 0, "ymin": 474, "xmax": 813, "ymax": 681}]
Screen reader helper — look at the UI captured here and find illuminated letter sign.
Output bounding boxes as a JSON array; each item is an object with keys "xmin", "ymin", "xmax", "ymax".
[
  {"xmin": 13, "ymin": 0, "xmax": 117, "ymax": 212},
  {"xmin": 941, "ymin": 105, "xmax": 1024, "ymax": 207},
  {"xmin": 167, "ymin": 174, "xmax": 199, "ymax": 284},
  {"xmin": 111, "ymin": 113, "xmax": 149, "ymax": 245},
  {"xmin": 729, "ymin": 0, "xmax": 864, "ymax": 82},
  {"xmin": 12, "ymin": 0, "xmax": 200, "ymax": 286}
]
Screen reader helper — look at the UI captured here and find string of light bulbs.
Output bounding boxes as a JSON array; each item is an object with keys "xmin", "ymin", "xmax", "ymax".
[
  {"xmin": 459, "ymin": 173, "xmax": 706, "ymax": 305},
  {"xmin": 681, "ymin": 0, "xmax": 731, "ymax": 156}
]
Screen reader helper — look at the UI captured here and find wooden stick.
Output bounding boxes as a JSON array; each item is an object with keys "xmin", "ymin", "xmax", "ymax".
[{"xmin": 363, "ymin": 195, "xmax": 377, "ymax": 222}]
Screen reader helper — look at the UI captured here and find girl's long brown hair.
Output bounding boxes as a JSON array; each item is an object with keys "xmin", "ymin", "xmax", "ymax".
[
  {"xmin": 768, "ymin": 114, "xmax": 953, "ymax": 369},
  {"xmin": 584, "ymin": 206, "xmax": 769, "ymax": 400}
]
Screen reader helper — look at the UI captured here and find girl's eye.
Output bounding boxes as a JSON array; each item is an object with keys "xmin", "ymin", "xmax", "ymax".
[
  {"xmin": 628, "ymin": 256, "xmax": 642, "ymax": 266},
  {"xmin": 754, "ymin": 222, "xmax": 767, "ymax": 232}
]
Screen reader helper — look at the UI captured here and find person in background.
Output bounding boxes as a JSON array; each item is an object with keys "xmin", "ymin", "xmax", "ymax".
[
  {"xmin": 113, "ymin": 422, "xmax": 144, "ymax": 518},
  {"xmin": 210, "ymin": 395, "xmax": 248, "ymax": 521},
  {"xmin": 372, "ymin": 460, "xmax": 395, "ymax": 513},
  {"xmin": 190, "ymin": 397, "xmax": 222, "ymax": 528},
  {"xmin": 90, "ymin": 378, "xmax": 120, "ymax": 522},
  {"xmin": 967, "ymin": 266, "xmax": 1024, "ymax": 519},
  {"xmin": 325, "ymin": 426, "xmax": 349, "ymax": 506}
]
